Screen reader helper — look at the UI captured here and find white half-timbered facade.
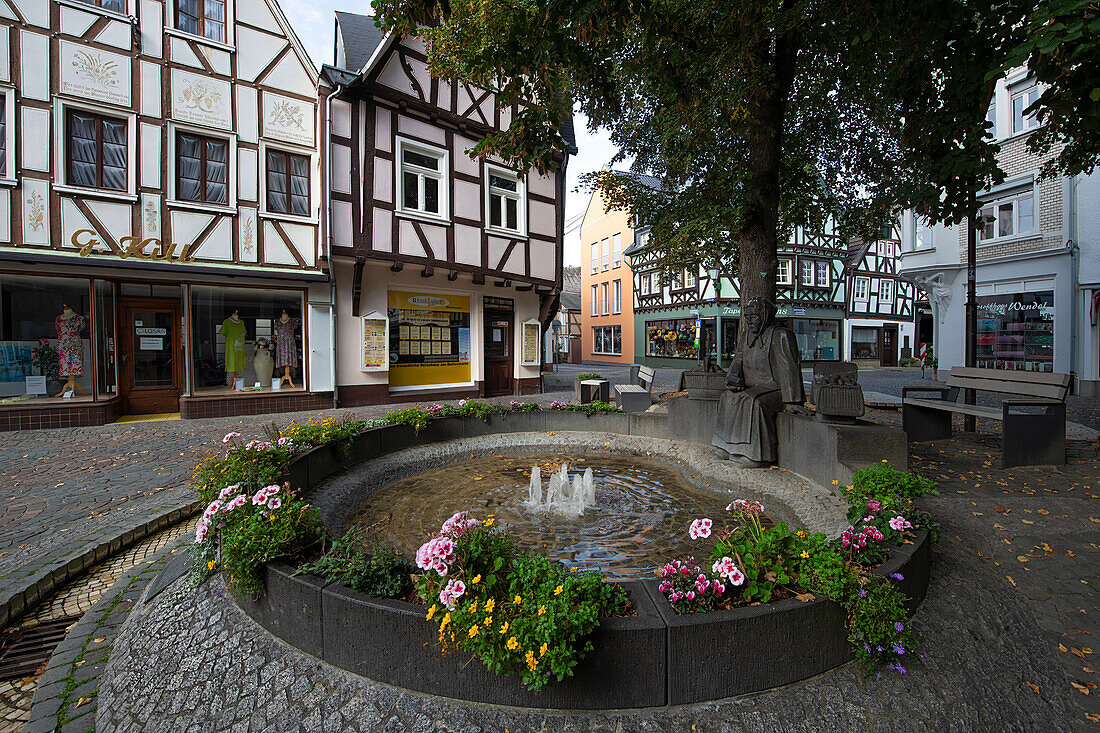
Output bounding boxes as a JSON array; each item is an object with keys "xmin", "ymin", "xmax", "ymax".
[
  {"xmin": 845, "ymin": 227, "xmax": 919, "ymax": 366},
  {"xmin": 0, "ymin": 0, "xmax": 331, "ymax": 428},
  {"xmin": 626, "ymin": 222, "xmax": 849, "ymax": 367},
  {"xmin": 322, "ymin": 13, "xmax": 569, "ymax": 405}
]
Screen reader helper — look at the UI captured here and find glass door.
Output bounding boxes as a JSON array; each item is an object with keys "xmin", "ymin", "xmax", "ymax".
[{"xmin": 119, "ymin": 299, "xmax": 181, "ymax": 414}]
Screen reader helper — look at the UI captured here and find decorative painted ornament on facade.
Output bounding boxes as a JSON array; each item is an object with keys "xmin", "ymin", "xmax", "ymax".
[
  {"xmin": 26, "ymin": 191, "xmax": 44, "ymax": 232},
  {"xmin": 70, "ymin": 229, "xmax": 196, "ymax": 263}
]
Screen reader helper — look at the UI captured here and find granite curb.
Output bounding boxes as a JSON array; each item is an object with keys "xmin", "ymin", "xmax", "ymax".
[
  {"xmin": 23, "ymin": 546, "xmax": 184, "ymax": 733},
  {"xmin": 0, "ymin": 499, "xmax": 202, "ymax": 630}
]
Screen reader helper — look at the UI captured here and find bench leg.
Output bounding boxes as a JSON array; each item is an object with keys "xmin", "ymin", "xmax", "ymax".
[
  {"xmin": 1003, "ymin": 404, "xmax": 1066, "ymax": 468},
  {"xmin": 903, "ymin": 404, "xmax": 952, "ymax": 442}
]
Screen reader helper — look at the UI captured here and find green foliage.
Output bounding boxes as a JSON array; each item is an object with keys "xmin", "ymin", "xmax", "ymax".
[
  {"xmin": 215, "ymin": 495, "xmax": 323, "ymax": 596},
  {"xmin": 846, "ymin": 462, "xmax": 938, "ymax": 520},
  {"xmin": 577, "ymin": 373, "xmax": 604, "ymax": 381},
  {"xmin": 279, "ymin": 416, "xmax": 366, "ymax": 447},
  {"xmin": 712, "ymin": 511, "xmax": 796, "ymax": 603},
  {"xmin": 416, "ymin": 517, "xmax": 627, "ymax": 691},
  {"xmin": 30, "ymin": 340, "xmax": 61, "ymax": 383},
  {"xmin": 382, "ymin": 407, "xmax": 433, "ymax": 432},
  {"xmin": 191, "ymin": 443, "xmax": 293, "ymax": 503},
  {"xmin": 298, "ymin": 527, "xmax": 414, "ymax": 599},
  {"xmin": 548, "ymin": 400, "xmax": 622, "ymax": 415}
]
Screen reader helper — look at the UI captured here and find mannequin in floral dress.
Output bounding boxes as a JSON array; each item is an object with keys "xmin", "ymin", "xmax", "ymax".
[
  {"xmin": 55, "ymin": 305, "xmax": 87, "ymax": 397},
  {"xmin": 273, "ymin": 310, "xmax": 298, "ymax": 387}
]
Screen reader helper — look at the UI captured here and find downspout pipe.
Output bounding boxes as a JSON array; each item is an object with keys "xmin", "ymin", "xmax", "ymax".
[{"xmin": 324, "ymin": 81, "xmax": 344, "ymax": 405}]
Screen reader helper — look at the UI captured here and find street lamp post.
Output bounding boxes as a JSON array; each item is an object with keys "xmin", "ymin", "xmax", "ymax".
[
  {"xmin": 708, "ymin": 265, "xmax": 721, "ymax": 367},
  {"xmin": 964, "ymin": 194, "xmax": 977, "ymax": 432}
]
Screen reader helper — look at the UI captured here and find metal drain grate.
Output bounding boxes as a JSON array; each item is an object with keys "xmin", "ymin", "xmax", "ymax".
[{"xmin": 0, "ymin": 615, "xmax": 81, "ymax": 681}]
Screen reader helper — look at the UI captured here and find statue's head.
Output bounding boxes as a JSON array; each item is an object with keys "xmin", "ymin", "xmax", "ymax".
[{"xmin": 743, "ymin": 298, "xmax": 776, "ymax": 335}]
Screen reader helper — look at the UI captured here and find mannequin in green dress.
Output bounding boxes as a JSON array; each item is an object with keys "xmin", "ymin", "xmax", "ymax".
[{"xmin": 218, "ymin": 310, "xmax": 247, "ymax": 388}]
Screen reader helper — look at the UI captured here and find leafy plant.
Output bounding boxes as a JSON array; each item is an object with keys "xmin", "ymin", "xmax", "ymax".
[
  {"xmin": 711, "ymin": 502, "xmax": 796, "ymax": 603},
  {"xmin": 577, "ymin": 373, "xmax": 604, "ymax": 381},
  {"xmin": 845, "ymin": 461, "xmax": 938, "ymax": 526},
  {"xmin": 298, "ymin": 527, "xmax": 414, "ymax": 599},
  {"xmin": 279, "ymin": 416, "xmax": 366, "ymax": 447},
  {"xmin": 383, "ymin": 407, "xmax": 432, "ymax": 432},
  {"xmin": 415, "ymin": 512, "xmax": 627, "ymax": 690},
  {"xmin": 548, "ymin": 400, "xmax": 622, "ymax": 415},
  {"xmin": 30, "ymin": 339, "xmax": 60, "ymax": 383}
]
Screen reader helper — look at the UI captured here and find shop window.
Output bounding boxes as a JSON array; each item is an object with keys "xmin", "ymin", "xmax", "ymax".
[
  {"xmin": 852, "ymin": 327, "xmax": 879, "ymax": 360},
  {"xmin": 790, "ymin": 318, "xmax": 839, "ymax": 361},
  {"xmin": 592, "ymin": 325, "xmax": 621, "ymax": 355},
  {"xmin": 67, "ymin": 110, "xmax": 127, "ymax": 191},
  {"xmin": 853, "ymin": 277, "xmax": 869, "ymax": 301},
  {"xmin": 486, "ymin": 164, "xmax": 525, "ymax": 235},
  {"xmin": 177, "ymin": 131, "xmax": 228, "ymax": 205},
  {"xmin": 777, "ymin": 259, "xmax": 792, "ymax": 285},
  {"xmin": 265, "ymin": 149, "xmax": 310, "ymax": 216},
  {"xmin": 396, "ymin": 138, "xmax": 447, "ymax": 220},
  {"xmin": 387, "ymin": 290, "xmax": 472, "ymax": 389},
  {"xmin": 976, "ymin": 290, "xmax": 1054, "ymax": 372},
  {"xmin": 190, "ymin": 285, "xmax": 304, "ymax": 394},
  {"xmin": 646, "ymin": 318, "xmax": 699, "ymax": 359},
  {"xmin": 94, "ymin": 280, "xmax": 116, "ymax": 397},
  {"xmin": 177, "ymin": 0, "xmax": 226, "ymax": 44},
  {"xmin": 1011, "ymin": 85, "xmax": 1040, "ymax": 134},
  {"xmin": 0, "ymin": 274, "xmax": 95, "ymax": 404}
]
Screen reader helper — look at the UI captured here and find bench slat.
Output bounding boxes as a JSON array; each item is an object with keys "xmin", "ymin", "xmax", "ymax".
[
  {"xmin": 950, "ymin": 367, "xmax": 1069, "ymax": 388},
  {"xmin": 903, "ymin": 397, "xmax": 1002, "ymax": 420},
  {"xmin": 945, "ymin": 375, "xmax": 1066, "ymax": 400},
  {"xmin": 616, "ymin": 385, "xmax": 647, "ymax": 392}
]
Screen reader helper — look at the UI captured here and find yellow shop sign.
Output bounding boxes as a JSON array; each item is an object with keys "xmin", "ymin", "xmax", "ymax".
[{"xmin": 70, "ymin": 229, "xmax": 196, "ymax": 263}]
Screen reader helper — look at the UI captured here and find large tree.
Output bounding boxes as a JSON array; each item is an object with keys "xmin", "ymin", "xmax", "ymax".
[{"xmin": 371, "ymin": 1, "xmax": 1026, "ymax": 320}]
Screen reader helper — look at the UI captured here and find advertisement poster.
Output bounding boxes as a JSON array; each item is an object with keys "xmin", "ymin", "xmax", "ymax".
[
  {"xmin": 388, "ymin": 291, "xmax": 472, "ymax": 388},
  {"xmin": 521, "ymin": 321, "xmax": 541, "ymax": 366},
  {"xmin": 360, "ymin": 314, "xmax": 388, "ymax": 371}
]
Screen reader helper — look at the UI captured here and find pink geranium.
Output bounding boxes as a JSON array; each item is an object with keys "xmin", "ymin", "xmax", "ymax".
[
  {"xmin": 439, "ymin": 579, "xmax": 466, "ymax": 609},
  {"xmin": 688, "ymin": 518, "xmax": 713, "ymax": 540},
  {"xmin": 888, "ymin": 515, "xmax": 912, "ymax": 531},
  {"xmin": 218, "ymin": 484, "xmax": 241, "ymax": 500},
  {"xmin": 251, "ymin": 490, "xmax": 269, "ymax": 506},
  {"xmin": 867, "ymin": 500, "xmax": 882, "ymax": 511},
  {"xmin": 268, "ymin": 497, "xmax": 283, "ymax": 510},
  {"xmin": 222, "ymin": 495, "xmax": 247, "ymax": 513},
  {"xmin": 194, "ymin": 520, "xmax": 209, "ymax": 544},
  {"xmin": 222, "ymin": 432, "xmax": 241, "ymax": 443}
]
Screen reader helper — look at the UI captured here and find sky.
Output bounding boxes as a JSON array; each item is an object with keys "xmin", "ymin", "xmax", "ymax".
[{"xmin": 279, "ymin": 0, "xmax": 619, "ymax": 267}]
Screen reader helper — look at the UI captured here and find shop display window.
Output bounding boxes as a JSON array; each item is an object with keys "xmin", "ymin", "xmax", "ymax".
[
  {"xmin": 592, "ymin": 325, "xmax": 621, "ymax": 355},
  {"xmin": 387, "ymin": 290, "xmax": 472, "ymax": 389},
  {"xmin": 94, "ymin": 280, "xmax": 117, "ymax": 398},
  {"xmin": 646, "ymin": 318, "xmax": 699, "ymax": 359},
  {"xmin": 790, "ymin": 318, "xmax": 840, "ymax": 361},
  {"xmin": 976, "ymin": 290, "xmax": 1054, "ymax": 372},
  {"xmin": 190, "ymin": 285, "xmax": 305, "ymax": 394},
  {"xmin": 0, "ymin": 274, "xmax": 94, "ymax": 404},
  {"xmin": 851, "ymin": 326, "xmax": 879, "ymax": 360}
]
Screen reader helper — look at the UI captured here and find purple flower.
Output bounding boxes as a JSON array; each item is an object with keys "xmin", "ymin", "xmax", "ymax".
[
  {"xmin": 892, "ymin": 642, "xmax": 906, "ymax": 655},
  {"xmin": 890, "ymin": 572, "xmax": 904, "ymax": 581},
  {"xmin": 894, "ymin": 621, "xmax": 904, "ymax": 632},
  {"xmin": 858, "ymin": 589, "xmax": 868, "ymax": 598}
]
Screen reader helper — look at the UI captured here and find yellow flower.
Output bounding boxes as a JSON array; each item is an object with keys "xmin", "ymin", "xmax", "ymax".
[
  {"xmin": 553, "ymin": 585, "xmax": 564, "ymax": 596},
  {"xmin": 484, "ymin": 599, "xmax": 495, "ymax": 613},
  {"xmin": 507, "ymin": 636, "xmax": 519, "ymax": 650},
  {"xmin": 440, "ymin": 613, "xmax": 451, "ymax": 629},
  {"xmin": 882, "ymin": 459, "xmax": 888, "ymax": 463},
  {"xmin": 484, "ymin": 515, "xmax": 496, "ymax": 528},
  {"xmin": 499, "ymin": 622, "xmax": 509, "ymax": 634},
  {"xmin": 471, "ymin": 574, "xmax": 482, "ymax": 584},
  {"xmin": 526, "ymin": 650, "xmax": 538, "ymax": 670},
  {"xmin": 539, "ymin": 642, "xmax": 548, "ymax": 657},
  {"xmin": 207, "ymin": 560, "xmax": 216, "ymax": 570},
  {"xmin": 796, "ymin": 530, "xmax": 806, "ymax": 538},
  {"xmin": 484, "ymin": 615, "xmax": 493, "ymax": 627},
  {"xmin": 537, "ymin": 605, "xmax": 546, "ymax": 616},
  {"xmin": 468, "ymin": 625, "xmax": 479, "ymax": 638},
  {"xmin": 800, "ymin": 550, "xmax": 809, "ymax": 559},
  {"xmin": 832, "ymin": 480, "xmax": 839, "ymax": 485},
  {"xmin": 470, "ymin": 601, "xmax": 478, "ymax": 614},
  {"xmin": 426, "ymin": 605, "xmax": 437, "ymax": 620},
  {"xmin": 513, "ymin": 595, "xmax": 522, "ymax": 605}
]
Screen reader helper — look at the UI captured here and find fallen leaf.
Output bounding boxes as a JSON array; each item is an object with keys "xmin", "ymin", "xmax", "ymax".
[
  {"xmin": 1017, "ymin": 556, "xmax": 1029, "ymax": 563},
  {"xmin": 1025, "ymin": 681, "xmax": 1040, "ymax": 695},
  {"xmin": 1007, "ymin": 576, "xmax": 1016, "ymax": 586},
  {"xmin": 92, "ymin": 637, "xmax": 105, "ymax": 643},
  {"xmin": 76, "ymin": 697, "xmax": 92, "ymax": 708},
  {"xmin": 1021, "ymin": 519, "xmax": 1035, "ymax": 525},
  {"xmin": 1059, "ymin": 643, "xmax": 1068, "ymax": 652},
  {"xmin": 1085, "ymin": 712, "xmax": 1099, "ymax": 723},
  {"xmin": 1071, "ymin": 682, "xmax": 1089, "ymax": 695},
  {"xmin": 995, "ymin": 506, "xmax": 1010, "ymax": 514},
  {"xmin": 993, "ymin": 523, "xmax": 1007, "ymax": 531},
  {"xmin": 796, "ymin": 593, "xmax": 815, "ymax": 603},
  {"xmin": 1091, "ymin": 518, "xmax": 1100, "ymax": 523},
  {"xmin": 1037, "ymin": 509, "xmax": 1049, "ymax": 515}
]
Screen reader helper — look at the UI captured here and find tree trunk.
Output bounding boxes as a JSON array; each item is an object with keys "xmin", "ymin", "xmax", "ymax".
[{"xmin": 736, "ymin": 24, "xmax": 800, "ymax": 351}]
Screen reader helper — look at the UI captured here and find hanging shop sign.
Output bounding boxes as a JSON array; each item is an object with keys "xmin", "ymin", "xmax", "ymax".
[
  {"xmin": 387, "ymin": 290, "xmax": 472, "ymax": 388},
  {"xmin": 70, "ymin": 229, "xmax": 196, "ymax": 263}
]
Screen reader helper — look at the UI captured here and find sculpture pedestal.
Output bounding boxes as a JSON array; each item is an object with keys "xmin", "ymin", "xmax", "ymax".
[
  {"xmin": 666, "ymin": 395, "xmax": 718, "ymax": 445},
  {"xmin": 777, "ymin": 413, "xmax": 907, "ymax": 489}
]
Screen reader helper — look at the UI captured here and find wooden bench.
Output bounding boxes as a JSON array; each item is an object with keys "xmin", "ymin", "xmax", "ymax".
[
  {"xmin": 614, "ymin": 366, "xmax": 655, "ymax": 413},
  {"xmin": 902, "ymin": 367, "xmax": 1070, "ymax": 468}
]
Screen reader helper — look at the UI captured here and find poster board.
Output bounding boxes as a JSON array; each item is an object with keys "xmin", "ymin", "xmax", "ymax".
[
  {"xmin": 360, "ymin": 312, "xmax": 389, "ymax": 372},
  {"xmin": 520, "ymin": 320, "xmax": 541, "ymax": 366}
]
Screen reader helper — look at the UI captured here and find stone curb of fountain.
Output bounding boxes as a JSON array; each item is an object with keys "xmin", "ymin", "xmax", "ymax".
[
  {"xmin": 0, "ymin": 500, "xmax": 203, "ymax": 631},
  {"xmin": 23, "ymin": 548, "xmax": 181, "ymax": 733}
]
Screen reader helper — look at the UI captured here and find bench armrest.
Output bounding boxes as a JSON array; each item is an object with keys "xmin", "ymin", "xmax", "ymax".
[
  {"xmin": 902, "ymin": 386, "xmax": 950, "ymax": 399},
  {"xmin": 1002, "ymin": 397, "xmax": 1065, "ymax": 416}
]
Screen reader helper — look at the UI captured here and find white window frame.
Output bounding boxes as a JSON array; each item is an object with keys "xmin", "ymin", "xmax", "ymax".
[
  {"xmin": 53, "ymin": 98, "xmax": 138, "ymax": 201},
  {"xmin": 612, "ymin": 279, "xmax": 621, "ymax": 314},
  {"xmin": 0, "ymin": 88, "xmax": 15, "ymax": 185},
  {"xmin": 259, "ymin": 140, "xmax": 317, "ymax": 223},
  {"xmin": 776, "ymin": 259, "xmax": 792, "ymax": 286},
  {"xmin": 879, "ymin": 279, "xmax": 894, "ymax": 304},
  {"xmin": 59, "ymin": 0, "xmax": 130, "ymax": 23},
  {"xmin": 913, "ymin": 215, "xmax": 934, "ymax": 251},
  {"xmin": 167, "ymin": 121, "xmax": 237, "ymax": 214},
  {"xmin": 600, "ymin": 282, "xmax": 609, "ymax": 315},
  {"xmin": 612, "ymin": 232, "xmax": 622, "ymax": 268},
  {"xmin": 590, "ymin": 243, "xmax": 598, "ymax": 274},
  {"xmin": 800, "ymin": 259, "xmax": 815, "ymax": 287},
  {"xmin": 395, "ymin": 136, "xmax": 449, "ymax": 223},
  {"xmin": 484, "ymin": 162, "xmax": 526, "ymax": 236},
  {"xmin": 590, "ymin": 285, "xmax": 598, "ymax": 316},
  {"xmin": 601, "ymin": 237, "xmax": 609, "ymax": 271},
  {"xmin": 592, "ymin": 325, "xmax": 622, "ymax": 355},
  {"xmin": 853, "ymin": 276, "xmax": 870, "ymax": 301},
  {"xmin": 978, "ymin": 189, "xmax": 1036, "ymax": 243},
  {"xmin": 815, "ymin": 261, "xmax": 830, "ymax": 288},
  {"xmin": 166, "ymin": 0, "xmax": 236, "ymax": 51},
  {"xmin": 640, "ymin": 273, "xmax": 651, "ymax": 296},
  {"xmin": 1011, "ymin": 85, "xmax": 1040, "ymax": 134},
  {"xmin": 684, "ymin": 268, "xmax": 697, "ymax": 289}
]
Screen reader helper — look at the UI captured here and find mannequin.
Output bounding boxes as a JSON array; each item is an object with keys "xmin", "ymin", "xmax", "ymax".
[
  {"xmin": 273, "ymin": 309, "xmax": 299, "ymax": 387},
  {"xmin": 218, "ymin": 309, "xmax": 247, "ymax": 388},
  {"xmin": 54, "ymin": 304, "xmax": 87, "ymax": 397}
]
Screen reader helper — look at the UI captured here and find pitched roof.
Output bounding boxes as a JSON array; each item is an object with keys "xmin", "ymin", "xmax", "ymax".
[
  {"xmin": 334, "ymin": 11, "xmax": 387, "ymax": 72},
  {"xmin": 561, "ymin": 265, "xmax": 581, "ymax": 292},
  {"xmin": 845, "ymin": 237, "xmax": 872, "ymax": 269},
  {"xmin": 558, "ymin": 291, "xmax": 581, "ymax": 312}
]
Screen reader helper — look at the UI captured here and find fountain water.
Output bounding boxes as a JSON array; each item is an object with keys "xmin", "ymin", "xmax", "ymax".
[{"xmin": 526, "ymin": 463, "xmax": 595, "ymax": 516}]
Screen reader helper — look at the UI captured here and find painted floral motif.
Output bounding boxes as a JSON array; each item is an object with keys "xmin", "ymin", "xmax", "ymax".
[
  {"xmin": 144, "ymin": 200, "xmax": 158, "ymax": 233},
  {"xmin": 267, "ymin": 100, "xmax": 305, "ymax": 131},
  {"xmin": 72, "ymin": 50, "xmax": 119, "ymax": 89},
  {"xmin": 178, "ymin": 81, "xmax": 223, "ymax": 114},
  {"xmin": 26, "ymin": 191, "xmax": 44, "ymax": 232},
  {"xmin": 242, "ymin": 216, "xmax": 255, "ymax": 255}
]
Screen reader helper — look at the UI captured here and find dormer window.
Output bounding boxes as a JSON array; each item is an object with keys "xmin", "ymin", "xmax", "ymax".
[
  {"xmin": 396, "ymin": 137, "xmax": 448, "ymax": 221},
  {"xmin": 177, "ymin": 0, "xmax": 227, "ymax": 45}
]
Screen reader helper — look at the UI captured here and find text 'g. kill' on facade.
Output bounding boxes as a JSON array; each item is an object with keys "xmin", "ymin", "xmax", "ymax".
[
  {"xmin": 321, "ymin": 13, "xmax": 570, "ymax": 406},
  {"xmin": 0, "ymin": 0, "xmax": 333, "ymax": 430}
]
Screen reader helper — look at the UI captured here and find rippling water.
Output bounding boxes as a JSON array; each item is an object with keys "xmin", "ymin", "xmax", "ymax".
[{"xmin": 349, "ymin": 453, "xmax": 766, "ymax": 578}]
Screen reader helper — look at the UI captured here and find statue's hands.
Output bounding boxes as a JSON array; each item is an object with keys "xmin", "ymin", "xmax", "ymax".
[
  {"xmin": 785, "ymin": 402, "xmax": 812, "ymax": 416},
  {"xmin": 726, "ymin": 376, "xmax": 746, "ymax": 391}
]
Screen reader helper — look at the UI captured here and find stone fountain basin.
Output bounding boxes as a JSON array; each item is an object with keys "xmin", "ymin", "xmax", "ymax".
[{"xmin": 229, "ymin": 413, "xmax": 931, "ymax": 709}]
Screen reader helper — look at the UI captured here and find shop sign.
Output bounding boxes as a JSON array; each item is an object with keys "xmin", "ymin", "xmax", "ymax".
[
  {"xmin": 71, "ymin": 229, "xmax": 196, "ymax": 263},
  {"xmin": 360, "ymin": 312, "xmax": 388, "ymax": 372},
  {"xmin": 521, "ymin": 320, "xmax": 541, "ymax": 366},
  {"xmin": 793, "ymin": 306, "xmax": 807, "ymax": 316}
]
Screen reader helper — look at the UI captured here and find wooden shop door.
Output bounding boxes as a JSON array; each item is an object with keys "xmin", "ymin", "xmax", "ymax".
[
  {"xmin": 484, "ymin": 310, "xmax": 514, "ymax": 396},
  {"xmin": 119, "ymin": 299, "xmax": 182, "ymax": 414},
  {"xmin": 879, "ymin": 325, "xmax": 898, "ymax": 367}
]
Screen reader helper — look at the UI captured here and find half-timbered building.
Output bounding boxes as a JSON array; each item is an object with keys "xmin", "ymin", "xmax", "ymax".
[
  {"xmin": 0, "ymin": 0, "xmax": 329, "ymax": 429},
  {"xmin": 321, "ymin": 13, "xmax": 568, "ymax": 405},
  {"xmin": 844, "ymin": 227, "xmax": 919, "ymax": 366},
  {"xmin": 626, "ymin": 221, "xmax": 849, "ymax": 368}
]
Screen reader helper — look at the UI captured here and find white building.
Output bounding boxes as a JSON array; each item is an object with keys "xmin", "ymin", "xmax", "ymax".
[
  {"xmin": 844, "ymin": 227, "xmax": 920, "ymax": 367},
  {"xmin": 0, "ymin": 0, "xmax": 331, "ymax": 428},
  {"xmin": 899, "ymin": 68, "xmax": 1099, "ymax": 394}
]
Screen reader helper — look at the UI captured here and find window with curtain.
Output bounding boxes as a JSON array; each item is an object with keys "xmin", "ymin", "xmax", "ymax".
[
  {"xmin": 177, "ymin": 0, "xmax": 226, "ymax": 43},
  {"xmin": 177, "ymin": 132, "xmax": 228, "ymax": 204},
  {"xmin": 67, "ymin": 110, "xmax": 127, "ymax": 191},
  {"xmin": 266, "ymin": 150, "xmax": 310, "ymax": 216}
]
